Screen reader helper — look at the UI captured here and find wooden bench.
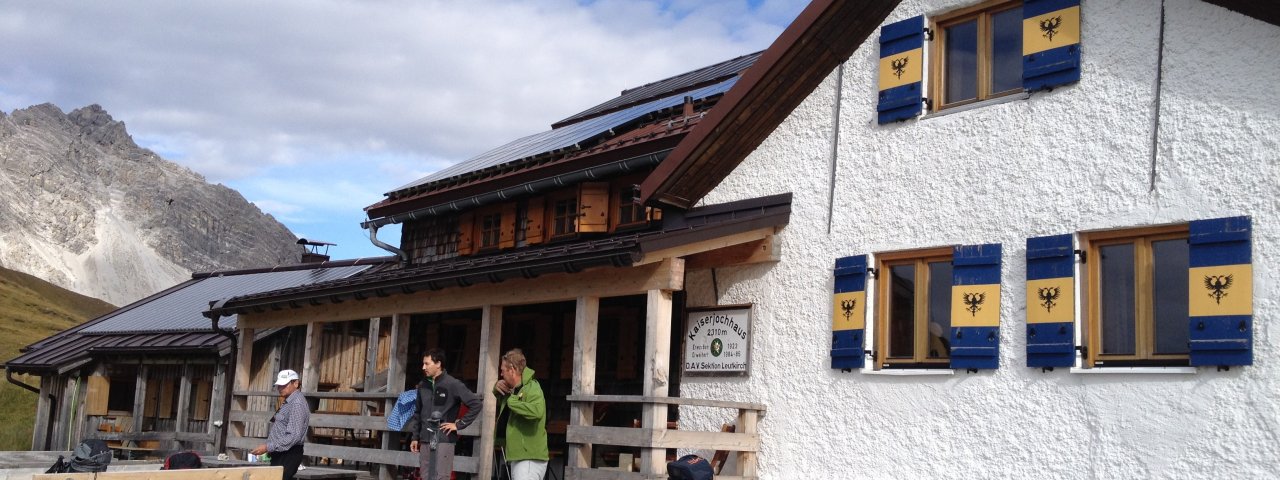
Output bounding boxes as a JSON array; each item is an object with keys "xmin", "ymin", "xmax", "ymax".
[{"xmin": 34, "ymin": 466, "xmax": 283, "ymax": 480}]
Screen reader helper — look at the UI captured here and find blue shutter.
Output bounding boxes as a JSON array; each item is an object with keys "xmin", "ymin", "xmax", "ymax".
[
  {"xmin": 832, "ymin": 255, "xmax": 868, "ymax": 370},
  {"xmin": 1023, "ymin": 0, "xmax": 1081, "ymax": 91},
  {"xmin": 877, "ymin": 15, "xmax": 925, "ymax": 124},
  {"xmin": 1025, "ymin": 235, "xmax": 1075, "ymax": 368},
  {"xmin": 1188, "ymin": 216, "xmax": 1253, "ymax": 367},
  {"xmin": 950, "ymin": 244, "xmax": 1002, "ymax": 370}
]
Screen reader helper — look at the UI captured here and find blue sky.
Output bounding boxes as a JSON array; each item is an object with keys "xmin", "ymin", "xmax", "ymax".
[{"xmin": 0, "ymin": 0, "xmax": 807, "ymax": 259}]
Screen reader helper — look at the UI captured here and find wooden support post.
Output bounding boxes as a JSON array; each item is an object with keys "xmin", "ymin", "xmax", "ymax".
[
  {"xmin": 365, "ymin": 317, "xmax": 381, "ymax": 395},
  {"xmin": 209, "ymin": 361, "xmax": 225, "ymax": 450},
  {"xmin": 132, "ymin": 365, "xmax": 149, "ymax": 435},
  {"xmin": 735, "ymin": 409, "xmax": 759, "ymax": 477},
  {"xmin": 377, "ymin": 316, "xmax": 403, "ymax": 480},
  {"xmin": 476, "ymin": 305, "xmax": 503, "ymax": 480},
  {"xmin": 568, "ymin": 296, "xmax": 599, "ymax": 470},
  {"xmin": 32, "ymin": 376, "xmax": 52, "ymax": 450},
  {"xmin": 640, "ymin": 289, "xmax": 673, "ymax": 475},
  {"xmin": 175, "ymin": 363, "xmax": 193, "ymax": 448},
  {"xmin": 303, "ymin": 323, "xmax": 322, "ymax": 394},
  {"xmin": 232, "ymin": 328, "xmax": 255, "ymax": 455}
]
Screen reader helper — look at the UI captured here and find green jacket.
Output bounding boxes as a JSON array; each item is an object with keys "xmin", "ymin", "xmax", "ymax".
[{"xmin": 493, "ymin": 367, "xmax": 548, "ymax": 462}]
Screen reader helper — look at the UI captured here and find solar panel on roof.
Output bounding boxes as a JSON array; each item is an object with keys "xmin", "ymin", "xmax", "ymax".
[
  {"xmin": 82, "ymin": 265, "xmax": 371, "ymax": 334},
  {"xmin": 388, "ymin": 76, "xmax": 740, "ymax": 195}
]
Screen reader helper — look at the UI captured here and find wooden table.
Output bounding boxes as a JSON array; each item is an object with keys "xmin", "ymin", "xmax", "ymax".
[{"xmin": 203, "ymin": 457, "xmax": 359, "ymax": 480}]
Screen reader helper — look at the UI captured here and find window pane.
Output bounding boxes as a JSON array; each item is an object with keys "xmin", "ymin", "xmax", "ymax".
[
  {"xmin": 1152, "ymin": 239, "xmax": 1190, "ymax": 355},
  {"xmin": 991, "ymin": 7, "xmax": 1023, "ymax": 94},
  {"xmin": 1099, "ymin": 244, "xmax": 1136, "ymax": 355},
  {"xmin": 888, "ymin": 264, "xmax": 916, "ymax": 359},
  {"xmin": 927, "ymin": 261, "xmax": 953, "ymax": 359},
  {"xmin": 945, "ymin": 20, "xmax": 978, "ymax": 103}
]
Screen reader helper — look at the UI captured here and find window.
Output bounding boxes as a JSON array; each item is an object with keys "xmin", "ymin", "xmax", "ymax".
[
  {"xmin": 931, "ymin": 0, "xmax": 1023, "ymax": 109},
  {"xmin": 480, "ymin": 211, "xmax": 502, "ymax": 249},
  {"xmin": 551, "ymin": 197, "xmax": 578, "ymax": 237},
  {"xmin": 616, "ymin": 185, "xmax": 647, "ymax": 229},
  {"xmin": 875, "ymin": 247, "xmax": 953, "ymax": 367},
  {"xmin": 1082, "ymin": 225, "xmax": 1190, "ymax": 367}
]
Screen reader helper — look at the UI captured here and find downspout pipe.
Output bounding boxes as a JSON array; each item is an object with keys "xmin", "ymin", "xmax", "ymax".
[
  {"xmin": 6, "ymin": 368, "xmax": 40, "ymax": 394},
  {"xmin": 361, "ymin": 150, "xmax": 669, "ymax": 231},
  {"xmin": 368, "ymin": 225, "xmax": 408, "ymax": 265},
  {"xmin": 207, "ymin": 300, "xmax": 237, "ymax": 454}
]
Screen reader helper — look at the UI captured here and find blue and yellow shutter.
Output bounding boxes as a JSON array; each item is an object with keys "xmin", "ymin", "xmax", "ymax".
[
  {"xmin": 1025, "ymin": 234, "xmax": 1075, "ymax": 368},
  {"xmin": 1023, "ymin": 0, "xmax": 1081, "ymax": 91},
  {"xmin": 832, "ymin": 255, "xmax": 868, "ymax": 370},
  {"xmin": 877, "ymin": 15, "xmax": 924, "ymax": 124},
  {"xmin": 950, "ymin": 244, "xmax": 1002, "ymax": 370},
  {"xmin": 1188, "ymin": 216, "xmax": 1253, "ymax": 367}
]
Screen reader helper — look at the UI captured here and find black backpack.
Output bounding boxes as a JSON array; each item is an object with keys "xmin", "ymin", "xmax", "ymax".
[
  {"xmin": 46, "ymin": 439, "xmax": 113, "ymax": 473},
  {"xmin": 163, "ymin": 451, "xmax": 203, "ymax": 470},
  {"xmin": 667, "ymin": 454, "xmax": 714, "ymax": 480}
]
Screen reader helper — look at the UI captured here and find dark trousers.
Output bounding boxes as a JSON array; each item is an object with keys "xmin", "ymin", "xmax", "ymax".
[
  {"xmin": 418, "ymin": 442, "xmax": 456, "ymax": 480},
  {"xmin": 271, "ymin": 444, "xmax": 305, "ymax": 480}
]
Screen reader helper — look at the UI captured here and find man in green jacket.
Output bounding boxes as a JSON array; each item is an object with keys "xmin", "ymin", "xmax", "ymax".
[{"xmin": 493, "ymin": 348, "xmax": 548, "ymax": 480}]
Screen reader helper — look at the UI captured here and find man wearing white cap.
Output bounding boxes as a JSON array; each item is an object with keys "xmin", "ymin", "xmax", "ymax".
[{"xmin": 251, "ymin": 369, "xmax": 310, "ymax": 480}]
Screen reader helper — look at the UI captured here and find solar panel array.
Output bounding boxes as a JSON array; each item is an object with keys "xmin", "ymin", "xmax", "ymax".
[
  {"xmin": 388, "ymin": 76, "xmax": 740, "ymax": 195},
  {"xmin": 82, "ymin": 265, "xmax": 372, "ymax": 334}
]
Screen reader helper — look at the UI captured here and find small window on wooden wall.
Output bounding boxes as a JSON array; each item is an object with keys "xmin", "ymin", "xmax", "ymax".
[
  {"xmin": 931, "ymin": 0, "xmax": 1023, "ymax": 109},
  {"xmin": 614, "ymin": 185, "xmax": 647, "ymax": 230},
  {"xmin": 550, "ymin": 195, "xmax": 578, "ymax": 238},
  {"xmin": 1081, "ymin": 225, "xmax": 1190, "ymax": 367},
  {"xmin": 875, "ymin": 247, "xmax": 953, "ymax": 368},
  {"xmin": 479, "ymin": 210, "xmax": 502, "ymax": 249}
]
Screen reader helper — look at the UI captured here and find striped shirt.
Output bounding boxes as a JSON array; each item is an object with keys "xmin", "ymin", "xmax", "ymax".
[{"xmin": 267, "ymin": 390, "xmax": 310, "ymax": 453}]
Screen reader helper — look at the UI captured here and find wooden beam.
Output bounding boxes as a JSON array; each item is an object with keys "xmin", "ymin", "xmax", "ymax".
[
  {"xmin": 175, "ymin": 363, "xmax": 192, "ymax": 446},
  {"xmin": 735, "ymin": 409, "xmax": 759, "ymax": 477},
  {"xmin": 565, "ymin": 395, "xmax": 766, "ymax": 412},
  {"xmin": 639, "ymin": 289, "xmax": 672, "ymax": 475},
  {"xmin": 476, "ymin": 305, "xmax": 503, "ymax": 480},
  {"xmin": 684, "ymin": 236, "xmax": 780, "ymax": 270},
  {"xmin": 240, "ymin": 260, "xmax": 684, "ymax": 329},
  {"xmin": 303, "ymin": 322, "xmax": 322, "ymax": 394},
  {"xmin": 233, "ymin": 328, "xmax": 255, "ymax": 444},
  {"xmin": 569, "ymin": 296, "xmax": 600, "ymax": 470},
  {"xmin": 33, "ymin": 466, "xmax": 284, "ymax": 480},
  {"xmin": 633, "ymin": 227, "xmax": 776, "ymax": 267},
  {"xmin": 381, "ymin": 315, "xmax": 408, "ymax": 480},
  {"xmin": 132, "ymin": 365, "xmax": 148, "ymax": 434},
  {"xmin": 565, "ymin": 426, "xmax": 759, "ymax": 451}
]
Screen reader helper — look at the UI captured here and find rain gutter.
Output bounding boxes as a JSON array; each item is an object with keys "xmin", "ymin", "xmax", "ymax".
[{"xmin": 5, "ymin": 368, "xmax": 39, "ymax": 394}]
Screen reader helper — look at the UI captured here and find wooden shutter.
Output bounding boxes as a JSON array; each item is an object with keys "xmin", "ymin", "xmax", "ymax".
[
  {"xmin": 1025, "ymin": 234, "xmax": 1076, "ymax": 368},
  {"xmin": 831, "ymin": 255, "xmax": 868, "ymax": 370},
  {"xmin": 143, "ymin": 378, "xmax": 160, "ymax": 417},
  {"xmin": 525, "ymin": 197, "xmax": 546, "ymax": 245},
  {"xmin": 950, "ymin": 244, "xmax": 1002, "ymax": 370},
  {"xmin": 158, "ymin": 379, "xmax": 176, "ymax": 419},
  {"xmin": 85, "ymin": 375, "xmax": 109, "ymax": 415},
  {"xmin": 1023, "ymin": 0, "xmax": 1081, "ymax": 91},
  {"xmin": 877, "ymin": 15, "xmax": 924, "ymax": 124},
  {"xmin": 1188, "ymin": 216, "xmax": 1253, "ymax": 367},
  {"xmin": 499, "ymin": 202, "xmax": 517, "ymax": 249},
  {"xmin": 457, "ymin": 212, "xmax": 475, "ymax": 256},
  {"xmin": 192, "ymin": 380, "xmax": 212, "ymax": 421},
  {"xmin": 579, "ymin": 182, "xmax": 609, "ymax": 233}
]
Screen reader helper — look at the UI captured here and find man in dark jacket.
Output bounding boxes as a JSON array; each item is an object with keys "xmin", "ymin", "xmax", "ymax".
[{"xmin": 405, "ymin": 348, "xmax": 482, "ymax": 480}]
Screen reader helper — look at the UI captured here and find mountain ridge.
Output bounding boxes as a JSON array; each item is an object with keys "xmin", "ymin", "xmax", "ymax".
[{"xmin": 0, "ymin": 103, "xmax": 300, "ymax": 305}]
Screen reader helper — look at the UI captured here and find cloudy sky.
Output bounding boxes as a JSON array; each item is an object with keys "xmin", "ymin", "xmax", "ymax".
[{"xmin": 0, "ymin": 0, "xmax": 808, "ymax": 259}]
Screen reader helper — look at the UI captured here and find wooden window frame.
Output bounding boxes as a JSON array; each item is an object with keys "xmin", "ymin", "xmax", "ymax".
[
  {"xmin": 1081, "ymin": 224, "xmax": 1191, "ymax": 367},
  {"xmin": 874, "ymin": 247, "xmax": 954, "ymax": 368},
  {"xmin": 611, "ymin": 183, "xmax": 649, "ymax": 232},
  {"xmin": 478, "ymin": 208, "xmax": 503, "ymax": 250},
  {"xmin": 547, "ymin": 190, "xmax": 579, "ymax": 239},
  {"xmin": 929, "ymin": 0, "xmax": 1024, "ymax": 110}
]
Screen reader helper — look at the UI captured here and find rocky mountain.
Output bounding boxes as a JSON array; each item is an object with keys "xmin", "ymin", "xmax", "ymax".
[{"xmin": 0, "ymin": 103, "xmax": 300, "ymax": 305}]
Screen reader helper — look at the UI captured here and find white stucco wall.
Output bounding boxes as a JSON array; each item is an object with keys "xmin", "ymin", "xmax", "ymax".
[{"xmin": 678, "ymin": 1, "xmax": 1280, "ymax": 478}]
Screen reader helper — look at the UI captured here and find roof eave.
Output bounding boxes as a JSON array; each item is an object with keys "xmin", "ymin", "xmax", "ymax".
[{"xmin": 638, "ymin": 0, "xmax": 900, "ymax": 210}]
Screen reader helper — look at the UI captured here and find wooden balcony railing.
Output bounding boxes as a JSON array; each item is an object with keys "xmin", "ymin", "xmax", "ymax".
[{"xmin": 565, "ymin": 395, "xmax": 765, "ymax": 480}]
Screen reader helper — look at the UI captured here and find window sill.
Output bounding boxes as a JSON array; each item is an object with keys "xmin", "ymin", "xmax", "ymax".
[
  {"xmin": 861, "ymin": 368, "xmax": 955, "ymax": 376},
  {"xmin": 921, "ymin": 91, "xmax": 1029, "ymax": 120},
  {"xmin": 1069, "ymin": 366, "xmax": 1197, "ymax": 374}
]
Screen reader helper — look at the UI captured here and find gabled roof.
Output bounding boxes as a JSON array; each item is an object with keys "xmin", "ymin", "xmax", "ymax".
[
  {"xmin": 211, "ymin": 193, "xmax": 792, "ymax": 318},
  {"xmin": 640, "ymin": 0, "xmax": 899, "ymax": 209},
  {"xmin": 5, "ymin": 257, "xmax": 393, "ymax": 373}
]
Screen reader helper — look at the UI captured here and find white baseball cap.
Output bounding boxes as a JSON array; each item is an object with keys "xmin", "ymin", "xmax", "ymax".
[{"xmin": 275, "ymin": 369, "xmax": 299, "ymax": 386}]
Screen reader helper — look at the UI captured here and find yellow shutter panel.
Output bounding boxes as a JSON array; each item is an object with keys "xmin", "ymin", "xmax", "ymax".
[
  {"xmin": 85, "ymin": 375, "xmax": 109, "ymax": 415},
  {"xmin": 143, "ymin": 378, "xmax": 159, "ymax": 417},
  {"xmin": 500, "ymin": 203, "xmax": 517, "ymax": 249},
  {"xmin": 457, "ymin": 213, "xmax": 475, "ymax": 256},
  {"xmin": 579, "ymin": 182, "xmax": 609, "ymax": 233},
  {"xmin": 158, "ymin": 379, "xmax": 176, "ymax": 418},
  {"xmin": 525, "ymin": 197, "xmax": 545, "ymax": 245}
]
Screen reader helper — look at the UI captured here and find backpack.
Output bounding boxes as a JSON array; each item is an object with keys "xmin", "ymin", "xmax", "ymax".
[
  {"xmin": 49, "ymin": 439, "xmax": 112, "ymax": 473},
  {"xmin": 163, "ymin": 451, "xmax": 203, "ymax": 470},
  {"xmin": 667, "ymin": 454, "xmax": 714, "ymax": 480}
]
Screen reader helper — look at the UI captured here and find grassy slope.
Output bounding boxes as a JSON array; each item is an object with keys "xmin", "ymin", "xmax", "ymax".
[{"xmin": 0, "ymin": 266, "xmax": 115, "ymax": 450}]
